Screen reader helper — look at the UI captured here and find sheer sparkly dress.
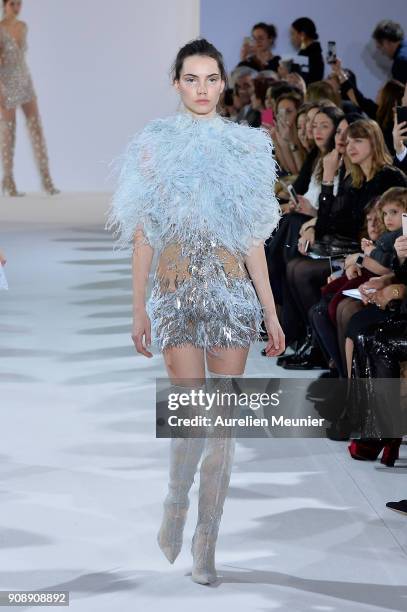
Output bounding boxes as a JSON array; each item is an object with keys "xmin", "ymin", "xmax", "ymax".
[
  {"xmin": 0, "ymin": 23, "xmax": 35, "ymax": 108},
  {"xmin": 106, "ymin": 112, "xmax": 280, "ymax": 353},
  {"xmin": 0, "ymin": 22, "xmax": 58, "ymax": 195}
]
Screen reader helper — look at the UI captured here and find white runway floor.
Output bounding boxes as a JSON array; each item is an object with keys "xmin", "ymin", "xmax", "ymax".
[{"xmin": 0, "ymin": 194, "xmax": 407, "ymax": 611}]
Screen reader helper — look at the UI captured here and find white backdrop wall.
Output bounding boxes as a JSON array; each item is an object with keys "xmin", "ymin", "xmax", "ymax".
[
  {"xmin": 201, "ymin": 0, "xmax": 407, "ymax": 98},
  {"xmin": 13, "ymin": 0, "xmax": 199, "ymax": 191}
]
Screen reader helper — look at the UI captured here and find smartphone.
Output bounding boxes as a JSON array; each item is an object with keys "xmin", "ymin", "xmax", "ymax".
[
  {"xmin": 261, "ymin": 108, "xmax": 275, "ymax": 125},
  {"xmin": 287, "ymin": 184, "xmax": 300, "ymax": 209},
  {"xmin": 396, "ymin": 106, "xmax": 407, "ymax": 125},
  {"xmin": 304, "ymin": 240, "xmax": 310, "ymax": 253},
  {"xmin": 402, "ymin": 212, "xmax": 407, "ymax": 236},
  {"xmin": 244, "ymin": 36, "xmax": 254, "ymax": 47},
  {"xmin": 327, "ymin": 41, "xmax": 337, "ymax": 64}
]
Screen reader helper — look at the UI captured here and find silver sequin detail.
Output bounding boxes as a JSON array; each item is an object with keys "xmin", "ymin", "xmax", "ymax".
[
  {"xmin": 0, "ymin": 26, "xmax": 35, "ymax": 109},
  {"xmin": 146, "ymin": 229, "xmax": 264, "ymax": 354}
]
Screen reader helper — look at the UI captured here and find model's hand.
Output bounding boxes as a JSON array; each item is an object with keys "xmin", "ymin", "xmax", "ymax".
[
  {"xmin": 263, "ymin": 314, "xmax": 285, "ymax": 356},
  {"xmin": 0, "ymin": 249, "xmax": 6, "ymax": 266},
  {"xmin": 132, "ymin": 308, "xmax": 153, "ymax": 358}
]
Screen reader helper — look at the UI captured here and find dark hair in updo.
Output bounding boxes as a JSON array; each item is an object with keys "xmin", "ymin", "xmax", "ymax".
[
  {"xmin": 252, "ymin": 22, "xmax": 278, "ymax": 42},
  {"xmin": 291, "ymin": 17, "xmax": 319, "ymax": 40},
  {"xmin": 171, "ymin": 38, "xmax": 228, "ymax": 86}
]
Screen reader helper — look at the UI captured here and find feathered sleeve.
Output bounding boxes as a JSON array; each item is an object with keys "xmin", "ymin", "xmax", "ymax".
[
  {"xmin": 105, "ymin": 124, "xmax": 161, "ymax": 252},
  {"xmin": 239, "ymin": 125, "xmax": 281, "ymax": 251}
]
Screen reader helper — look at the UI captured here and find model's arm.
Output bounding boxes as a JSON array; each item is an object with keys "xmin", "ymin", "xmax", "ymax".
[
  {"xmin": 131, "ymin": 227, "xmax": 155, "ymax": 358},
  {"xmin": 244, "ymin": 243, "xmax": 285, "ymax": 356}
]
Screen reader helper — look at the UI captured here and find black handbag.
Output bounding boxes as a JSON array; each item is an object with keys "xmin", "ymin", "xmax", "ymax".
[{"xmin": 310, "ymin": 234, "xmax": 360, "ymax": 258}]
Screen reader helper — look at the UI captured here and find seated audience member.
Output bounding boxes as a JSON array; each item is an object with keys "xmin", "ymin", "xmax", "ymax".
[
  {"xmin": 289, "ymin": 17, "xmax": 324, "ymax": 84},
  {"xmin": 238, "ymin": 22, "xmax": 281, "ymax": 73},
  {"xmin": 264, "ymin": 105, "xmax": 344, "ymax": 338},
  {"xmin": 230, "ymin": 66, "xmax": 259, "ymax": 125},
  {"xmin": 332, "ymin": 60, "xmax": 405, "ymax": 153},
  {"xmin": 248, "ymin": 77, "xmax": 276, "ymax": 127},
  {"xmin": 219, "ymin": 88, "xmax": 238, "ymax": 119},
  {"xmin": 296, "ymin": 103, "xmax": 314, "ymax": 153},
  {"xmin": 311, "ymin": 188, "xmax": 407, "ymax": 376},
  {"xmin": 372, "ymin": 20, "xmax": 407, "ymax": 84},
  {"xmin": 306, "ymin": 80, "xmax": 341, "ymax": 107},
  {"xmin": 268, "ymin": 91, "xmax": 305, "ymax": 175},
  {"xmin": 280, "ymin": 119, "xmax": 407, "ymax": 369},
  {"xmin": 309, "ymin": 200, "xmax": 381, "ymax": 378},
  {"xmin": 306, "ymin": 78, "xmax": 361, "ymax": 116},
  {"xmin": 345, "ymin": 231, "xmax": 407, "ymax": 463},
  {"xmin": 393, "ymin": 83, "xmax": 407, "ymax": 172}
]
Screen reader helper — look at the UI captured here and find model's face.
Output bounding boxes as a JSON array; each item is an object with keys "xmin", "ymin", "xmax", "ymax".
[
  {"xmin": 296, "ymin": 113, "xmax": 308, "ymax": 148},
  {"xmin": 236, "ymin": 74, "xmax": 254, "ymax": 105},
  {"xmin": 174, "ymin": 56, "xmax": 225, "ymax": 118},
  {"xmin": 305, "ymin": 107, "xmax": 319, "ymax": 141},
  {"xmin": 335, "ymin": 119, "xmax": 349, "ymax": 154},
  {"xmin": 277, "ymin": 99, "xmax": 297, "ymax": 127},
  {"xmin": 252, "ymin": 27, "xmax": 273, "ymax": 53},
  {"xmin": 312, "ymin": 112, "xmax": 334, "ymax": 151},
  {"xmin": 4, "ymin": 0, "xmax": 21, "ymax": 17},
  {"xmin": 366, "ymin": 212, "xmax": 380, "ymax": 241},
  {"xmin": 382, "ymin": 202, "xmax": 403, "ymax": 231},
  {"xmin": 346, "ymin": 136, "xmax": 372, "ymax": 166},
  {"xmin": 290, "ymin": 27, "xmax": 302, "ymax": 49}
]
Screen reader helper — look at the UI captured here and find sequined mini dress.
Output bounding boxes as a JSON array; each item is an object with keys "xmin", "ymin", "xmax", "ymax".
[
  {"xmin": 0, "ymin": 24, "xmax": 35, "ymax": 109},
  {"xmin": 106, "ymin": 112, "xmax": 280, "ymax": 353}
]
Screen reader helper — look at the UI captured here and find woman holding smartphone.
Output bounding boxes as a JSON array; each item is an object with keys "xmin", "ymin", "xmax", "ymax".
[{"xmin": 238, "ymin": 22, "xmax": 281, "ymax": 73}]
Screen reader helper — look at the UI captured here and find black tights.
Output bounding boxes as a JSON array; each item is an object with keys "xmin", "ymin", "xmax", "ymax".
[{"xmin": 283, "ymin": 257, "xmax": 331, "ymax": 344}]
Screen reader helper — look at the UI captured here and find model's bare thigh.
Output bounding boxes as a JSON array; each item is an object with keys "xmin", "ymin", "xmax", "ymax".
[
  {"xmin": 21, "ymin": 97, "xmax": 39, "ymax": 119},
  {"xmin": 206, "ymin": 345, "xmax": 250, "ymax": 375},
  {"xmin": 163, "ymin": 344, "xmax": 206, "ymax": 386},
  {"xmin": 0, "ymin": 104, "xmax": 15, "ymax": 121}
]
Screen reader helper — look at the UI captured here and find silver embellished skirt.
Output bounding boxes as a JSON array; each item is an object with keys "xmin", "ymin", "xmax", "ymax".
[
  {"xmin": 146, "ymin": 234, "xmax": 263, "ymax": 353},
  {"xmin": 0, "ymin": 61, "xmax": 35, "ymax": 109}
]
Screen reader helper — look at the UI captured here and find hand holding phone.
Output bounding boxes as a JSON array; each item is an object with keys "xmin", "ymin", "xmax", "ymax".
[
  {"xmin": 287, "ymin": 184, "xmax": 300, "ymax": 210},
  {"xmin": 327, "ymin": 41, "xmax": 337, "ymax": 64},
  {"xmin": 396, "ymin": 106, "xmax": 407, "ymax": 126}
]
